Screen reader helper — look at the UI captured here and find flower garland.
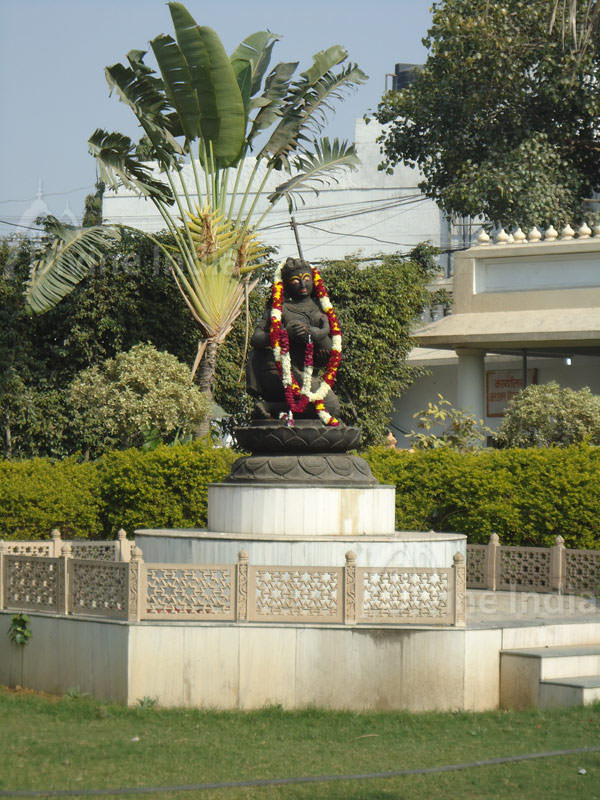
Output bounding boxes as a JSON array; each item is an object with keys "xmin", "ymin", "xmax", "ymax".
[{"xmin": 270, "ymin": 261, "xmax": 342, "ymax": 426}]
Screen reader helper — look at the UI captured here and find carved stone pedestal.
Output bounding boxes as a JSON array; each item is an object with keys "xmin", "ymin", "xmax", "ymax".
[{"xmin": 228, "ymin": 420, "xmax": 377, "ymax": 486}]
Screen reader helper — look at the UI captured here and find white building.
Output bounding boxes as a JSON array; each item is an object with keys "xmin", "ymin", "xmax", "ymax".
[{"xmin": 392, "ymin": 227, "xmax": 600, "ymax": 446}]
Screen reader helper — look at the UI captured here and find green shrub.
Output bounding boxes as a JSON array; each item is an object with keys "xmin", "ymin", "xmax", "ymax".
[
  {"xmin": 496, "ymin": 382, "xmax": 600, "ymax": 447},
  {"xmin": 98, "ymin": 442, "xmax": 239, "ymax": 536},
  {"xmin": 0, "ymin": 457, "xmax": 102, "ymax": 539},
  {"xmin": 0, "ymin": 443, "xmax": 237, "ymax": 541},
  {"xmin": 364, "ymin": 444, "xmax": 600, "ymax": 548},
  {"xmin": 69, "ymin": 344, "xmax": 210, "ymax": 458}
]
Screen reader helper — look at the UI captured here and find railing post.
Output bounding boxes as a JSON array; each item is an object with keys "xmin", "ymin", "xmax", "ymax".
[
  {"xmin": 551, "ymin": 535, "xmax": 566, "ymax": 594},
  {"xmin": 453, "ymin": 552, "xmax": 466, "ymax": 627},
  {"xmin": 117, "ymin": 529, "xmax": 131, "ymax": 562},
  {"xmin": 487, "ymin": 533, "xmax": 499, "ymax": 591},
  {"xmin": 344, "ymin": 550, "xmax": 357, "ymax": 625},
  {"xmin": 58, "ymin": 543, "xmax": 72, "ymax": 615},
  {"xmin": 127, "ymin": 546, "xmax": 143, "ymax": 622},
  {"xmin": 0, "ymin": 541, "xmax": 7, "ymax": 610},
  {"xmin": 236, "ymin": 549, "xmax": 248, "ymax": 622},
  {"xmin": 51, "ymin": 528, "xmax": 62, "ymax": 558}
]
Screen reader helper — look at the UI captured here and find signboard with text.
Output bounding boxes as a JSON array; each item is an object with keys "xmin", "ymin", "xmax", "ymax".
[{"xmin": 486, "ymin": 369, "xmax": 537, "ymax": 417}]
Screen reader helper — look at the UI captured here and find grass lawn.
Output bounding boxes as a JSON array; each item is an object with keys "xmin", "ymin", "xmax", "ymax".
[{"xmin": 0, "ymin": 686, "xmax": 599, "ymax": 799}]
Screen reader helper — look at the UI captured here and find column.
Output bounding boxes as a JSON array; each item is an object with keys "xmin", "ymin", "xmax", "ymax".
[{"xmin": 456, "ymin": 349, "xmax": 485, "ymax": 419}]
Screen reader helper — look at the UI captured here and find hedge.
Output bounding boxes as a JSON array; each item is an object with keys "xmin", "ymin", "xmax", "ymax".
[
  {"xmin": 0, "ymin": 443, "xmax": 237, "ymax": 541},
  {"xmin": 98, "ymin": 443, "xmax": 238, "ymax": 537},
  {"xmin": 364, "ymin": 444, "xmax": 600, "ymax": 548},
  {"xmin": 0, "ymin": 457, "xmax": 102, "ymax": 539},
  {"xmin": 2, "ymin": 443, "xmax": 599, "ymax": 549}
]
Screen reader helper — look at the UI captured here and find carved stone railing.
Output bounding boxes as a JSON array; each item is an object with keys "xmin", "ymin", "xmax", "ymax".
[
  {"xmin": 476, "ymin": 222, "xmax": 600, "ymax": 246},
  {"xmin": 0, "ymin": 543, "xmax": 143, "ymax": 620},
  {"xmin": 1, "ymin": 529, "xmax": 132, "ymax": 562},
  {"xmin": 0, "ymin": 546, "xmax": 466, "ymax": 628},
  {"xmin": 467, "ymin": 535, "xmax": 600, "ymax": 596}
]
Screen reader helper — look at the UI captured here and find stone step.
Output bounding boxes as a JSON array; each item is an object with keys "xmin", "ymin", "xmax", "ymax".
[
  {"xmin": 539, "ymin": 676, "xmax": 600, "ymax": 708},
  {"xmin": 500, "ymin": 645, "xmax": 600, "ymax": 709}
]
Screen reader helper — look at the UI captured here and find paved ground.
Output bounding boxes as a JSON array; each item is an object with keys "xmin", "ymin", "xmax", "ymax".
[{"xmin": 467, "ymin": 590, "xmax": 600, "ymax": 628}]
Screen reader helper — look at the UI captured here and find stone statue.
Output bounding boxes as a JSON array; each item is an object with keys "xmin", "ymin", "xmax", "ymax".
[{"xmin": 246, "ymin": 257, "xmax": 341, "ymax": 421}]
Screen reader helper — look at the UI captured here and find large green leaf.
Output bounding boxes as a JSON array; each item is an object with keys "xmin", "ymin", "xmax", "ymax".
[
  {"xmin": 300, "ymin": 45, "xmax": 348, "ymax": 84},
  {"xmin": 151, "ymin": 33, "xmax": 205, "ymax": 142},
  {"xmin": 167, "ymin": 2, "xmax": 246, "ymax": 166},
  {"xmin": 230, "ymin": 31, "xmax": 280, "ymax": 96},
  {"xmin": 268, "ymin": 138, "xmax": 360, "ymax": 211},
  {"xmin": 247, "ymin": 61, "xmax": 298, "ymax": 146},
  {"xmin": 104, "ymin": 56, "xmax": 181, "ymax": 167},
  {"xmin": 259, "ymin": 50, "xmax": 367, "ymax": 164},
  {"xmin": 26, "ymin": 218, "xmax": 120, "ymax": 313},
  {"xmin": 298, "ymin": 62, "xmax": 368, "ymax": 134}
]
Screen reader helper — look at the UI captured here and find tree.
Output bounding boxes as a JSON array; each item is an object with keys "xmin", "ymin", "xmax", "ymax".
[
  {"xmin": 318, "ymin": 246, "xmax": 446, "ymax": 445},
  {"xmin": 82, "ymin": 181, "xmax": 105, "ymax": 227},
  {"xmin": 375, "ymin": 0, "xmax": 600, "ymax": 230},
  {"xmin": 496, "ymin": 382, "xmax": 600, "ymax": 447},
  {"xmin": 26, "ymin": 2, "xmax": 367, "ymax": 433},
  {"xmin": 1, "ymin": 231, "xmax": 203, "ymax": 458},
  {"xmin": 68, "ymin": 344, "xmax": 210, "ymax": 459}
]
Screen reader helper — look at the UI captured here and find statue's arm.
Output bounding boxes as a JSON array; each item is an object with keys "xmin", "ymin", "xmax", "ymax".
[{"xmin": 310, "ymin": 312, "xmax": 331, "ymax": 346}]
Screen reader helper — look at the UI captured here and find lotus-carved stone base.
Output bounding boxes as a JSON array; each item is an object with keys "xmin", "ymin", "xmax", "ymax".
[
  {"xmin": 228, "ymin": 420, "xmax": 377, "ymax": 485},
  {"xmin": 234, "ymin": 419, "xmax": 362, "ymax": 453},
  {"xmin": 227, "ymin": 452, "xmax": 376, "ymax": 485}
]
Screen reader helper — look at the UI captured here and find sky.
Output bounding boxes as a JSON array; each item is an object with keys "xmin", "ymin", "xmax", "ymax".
[{"xmin": 0, "ymin": 0, "xmax": 433, "ymax": 235}]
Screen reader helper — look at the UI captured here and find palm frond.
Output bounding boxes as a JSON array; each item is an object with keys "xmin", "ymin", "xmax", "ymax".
[
  {"xmin": 247, "ymin": 61, "xmax": 298, "ymax": 147},
  {"xmin": 268, "ymin": 138, "xmax": 359, "ymax": 211},
  {"xmin": 160, "ymin": 2, "xmax": 246, "ymax": 167},
  {"xmin": 259, "ymin": 49, "xmax": 367, "ymax": 165},
  {"xmin": 104, "ymin": 53, "xmax": 182, "ymax": 167},
  {"xmin": 88, "ymin": 129, "xmax": 173, "ymax": 203},
  {"xmin": 26, "ymin": 221, "xmax": 120, "ymax": 313}
]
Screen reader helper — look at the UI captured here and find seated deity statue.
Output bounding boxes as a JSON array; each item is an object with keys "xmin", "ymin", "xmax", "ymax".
[{"xmin": 246, "ymin": 257, "xmax": 342, "ymax": 423}]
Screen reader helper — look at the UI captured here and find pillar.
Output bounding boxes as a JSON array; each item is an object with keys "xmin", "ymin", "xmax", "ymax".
[{"xmin": 456, "ymin": 349, "xmax": 485, "ymax": 419}]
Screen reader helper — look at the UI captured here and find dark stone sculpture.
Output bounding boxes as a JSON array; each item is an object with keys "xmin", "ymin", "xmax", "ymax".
[
  {"xmin": 246, "ymin": 256, "xmax": 341, "ymax": 420},
  {"xmin": 226, "ymin": 257, "xmax": 377, "ymax": 486}
]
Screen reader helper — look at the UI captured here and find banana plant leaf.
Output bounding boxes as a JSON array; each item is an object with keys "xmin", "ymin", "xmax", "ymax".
[
  {"xmin": 157, "ymin": 2, "xmax": 246, "ymax": 166},
  {"xmin": 88, "ymin": 129, "xmax": 174, "ymax": 203},
  {"xmin": 230, "ymin": 31, "xmax": 280, "ymax": 96},
  {"xmin": 26, "ymin": 218, "xmax": 120, "ymax": 313}
]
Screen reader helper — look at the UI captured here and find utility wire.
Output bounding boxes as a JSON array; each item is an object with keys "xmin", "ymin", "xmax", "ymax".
[
  {"xmin": 0, "ymin": 186, "xmax": 93, "ymax": 204},
  {"xmin": 0, "ymin": 219, "xmax": 45, "ymax": 232}
]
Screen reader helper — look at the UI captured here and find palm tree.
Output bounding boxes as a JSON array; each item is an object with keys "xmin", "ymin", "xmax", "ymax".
[{"xmin": 26, "ymin": 2, "xmax": 367, "ymax": 430}]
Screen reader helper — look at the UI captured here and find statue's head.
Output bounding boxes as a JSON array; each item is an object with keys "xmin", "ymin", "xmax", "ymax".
[{"xmin": 282, "ymin": 257, "xmax": 313, "ymax": 301}]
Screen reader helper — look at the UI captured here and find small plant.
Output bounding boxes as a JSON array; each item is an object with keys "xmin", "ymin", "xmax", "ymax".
[
  {"xmin": 64, "ymin": 687, "xmax": 91, "ymax": 701},
  {"xmin": 136, "ymin": 696, "xmax": 158, "ymax": 709},
  {"xmin": 408, "ymin": 394, "xmax": 493, "ymax": 452},
  {"xmin": 7, "ymin": 614, "xmax": 31, "ymax": 646}
]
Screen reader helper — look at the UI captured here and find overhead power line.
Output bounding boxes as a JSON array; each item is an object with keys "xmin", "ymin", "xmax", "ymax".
[{"xmin": 0, "ymin": 185, "xmax": 93, "ymax": 205}]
